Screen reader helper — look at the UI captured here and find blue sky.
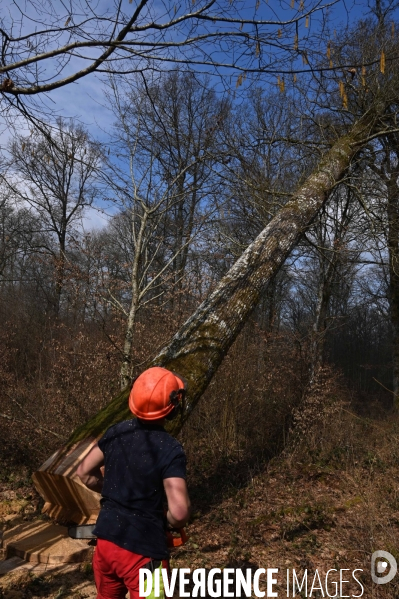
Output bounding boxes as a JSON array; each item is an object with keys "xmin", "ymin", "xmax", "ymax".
[
  {"xmin": 2, "ymin": 0, "xmax": 398, "ymax": 231},
  {"xmin": 42, "ymin": 0, "xmax": 394, "ymax": 128}
]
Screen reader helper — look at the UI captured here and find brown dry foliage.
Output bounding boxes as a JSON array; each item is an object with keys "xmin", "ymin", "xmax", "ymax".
[
  {"xmin": 1, "ymin": 365, "xmax": 399, "ymax": 597},
  {"xmin": 0, "ymin": 298, "xmax": 397, "ymax": 599}
]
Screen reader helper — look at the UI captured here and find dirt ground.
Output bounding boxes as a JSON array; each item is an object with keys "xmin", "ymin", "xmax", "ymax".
[{"xmin": 1, "ymin": 419, "xmax": 399, "ymax": 598}]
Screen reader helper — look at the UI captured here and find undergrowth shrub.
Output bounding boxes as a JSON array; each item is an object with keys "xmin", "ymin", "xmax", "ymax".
[
  {"xmin": 0, "ymin": 304, "xmax": 185, "ymax": 474},
  {"xmin": 181, "ymin": 322, "xmax": 309, "ymax": 494}
]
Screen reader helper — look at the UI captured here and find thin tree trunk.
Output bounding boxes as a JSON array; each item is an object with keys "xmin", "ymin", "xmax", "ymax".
[
  {"xmin": 309, "ymin": 258, "xmax": 335, "ymax": 383},
  {"xmin": 54, "ymin": 247, "xmax": 66, "ymax": 315},
  {"xmin": 119, "ymin": 210, "xmax": 148, "ymax": 390},
  {"xmin": 120, "ymin": 302, "xmax": 138, "ymax": 390},
  {"xmin": 371, "ymin": 137, "xmax": 399, "ymax": 409},
  {"xmin": 387, "ymin": 172, "xmax": 399, "ymax": 409},
  {"xmin": 309, "ymin": 192, "xmax": 351, "ymax": 382},
  {"xmin": 32, "ymin": 105, "xmax": 385, "ymax": 523},
  {"xmin": 264, "ymin": 275, "xmax": 279, "ymax": 332}
]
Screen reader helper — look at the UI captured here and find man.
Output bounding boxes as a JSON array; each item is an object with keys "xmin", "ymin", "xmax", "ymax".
[{"xmin": 77, "ymin": 367, "xmax": 191, "ymax": 599}]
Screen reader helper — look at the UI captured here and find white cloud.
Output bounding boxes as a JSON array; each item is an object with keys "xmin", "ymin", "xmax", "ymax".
[
  {"xmin": 81, "ymin": 204, "xmax": 113, "ymax": 233},
  {"xmin": 48, "ymin": 73, "xmax": 115, "ymax": 140}
]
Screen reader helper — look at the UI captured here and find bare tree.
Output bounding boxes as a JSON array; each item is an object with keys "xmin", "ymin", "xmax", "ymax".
[
  {"xmin": 0, "ymin": 0, "xmax": 343, "ymax": 103},
  {"xmin": 360, "ymin": 132, "xmax": 399, "ymax": 407},
  {"xmin": 8, "ymin": 119, "xmax": 102, "ymax": 313},
  {"xmin": 319, "ymin": 15, "xmax": 399, "ymax": 406},
  {"xmin": 132, "ymin": 72, "xmax": 229, "ymax": 297},
  {"xmin": 214, "ymin": 87, "xmax": 316, "ymax": 325},
  {"xmin": 0, "ymin": 181, "xmax": 51, "ymax": 296},
  {"xmin": 293, "ymin": 184, "xmax": 362, "ymax": 381},
  {"xmin": 103, "ymin": 73, "xmax": 225, "ymax": 389}
]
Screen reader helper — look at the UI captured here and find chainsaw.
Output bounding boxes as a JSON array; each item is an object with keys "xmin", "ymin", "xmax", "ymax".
[
  {"xmin": 68, "ymin": 524, "xmax": 188, "ymax": 548},
  {"xmin": 166, "ymin": 526, "xmax": 188, "ymax": 548}
]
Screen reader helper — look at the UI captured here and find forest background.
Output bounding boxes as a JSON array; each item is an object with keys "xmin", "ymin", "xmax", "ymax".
[{"xmin": 1, "ymin": 0, "xmax": 399, "ymax": 595}]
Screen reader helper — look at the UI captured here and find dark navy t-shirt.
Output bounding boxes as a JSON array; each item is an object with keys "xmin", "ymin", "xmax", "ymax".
[{"xmin": 92, "ymin": 418, "xmax": 186, "ymax": 559}]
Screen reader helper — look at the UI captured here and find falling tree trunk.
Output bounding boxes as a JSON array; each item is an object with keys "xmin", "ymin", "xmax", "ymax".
[{"xmin": 32, "ymin": 105, "xmax": 385, "ymax": 523}]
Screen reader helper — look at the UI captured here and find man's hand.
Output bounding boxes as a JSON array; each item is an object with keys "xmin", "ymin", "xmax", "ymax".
[{"xmin": 76, "ymin": 444, "xmax": 105, "ymax": 493}]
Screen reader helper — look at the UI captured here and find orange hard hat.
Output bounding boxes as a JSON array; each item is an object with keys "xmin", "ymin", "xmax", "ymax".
[{"xmin": 129, "ymin": 367, "xmax": 186, "ymax": 420}]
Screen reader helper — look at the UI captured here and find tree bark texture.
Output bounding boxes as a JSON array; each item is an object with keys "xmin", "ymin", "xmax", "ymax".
[
  {"xmin": 387, "ymin": 167, "xmax": 399, "ymax": 409},
  {"xmin": 32, "ymin": 106, "xmax": 384, "ymax": 523}
]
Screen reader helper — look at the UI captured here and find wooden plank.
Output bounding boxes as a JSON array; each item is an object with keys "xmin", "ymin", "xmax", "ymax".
[
  {"xmin": 3, "ymin": 522, "xmax": 94, "ymax": 564},
  {"xmin": 32, "ymin": 437, "xmax": 101, "ymax": 524}
]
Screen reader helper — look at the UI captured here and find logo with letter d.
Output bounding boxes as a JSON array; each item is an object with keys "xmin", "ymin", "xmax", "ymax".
[{"xmin": 371, "ymin": 551, "xmax": 397, "ymax": 585}]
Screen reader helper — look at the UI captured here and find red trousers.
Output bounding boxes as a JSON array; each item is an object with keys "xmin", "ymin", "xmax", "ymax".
[{"xmin": 93, "ymin": 538, "xmax": 168, "ymax": 599}]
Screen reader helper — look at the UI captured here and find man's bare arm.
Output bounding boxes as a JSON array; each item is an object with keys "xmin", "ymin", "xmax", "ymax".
[
  {"xmin": 163, "ymin": 477, "xmax": 191, "ymax": 529},
  {"xmin": 76, "ymin": 444, "xmax": 105, "ymax": 493}
]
